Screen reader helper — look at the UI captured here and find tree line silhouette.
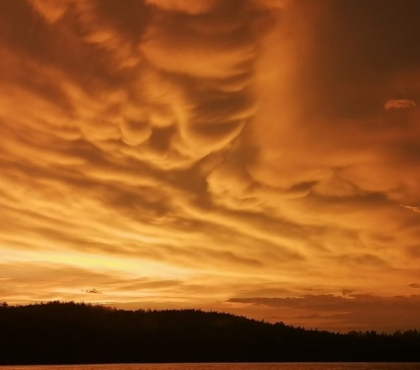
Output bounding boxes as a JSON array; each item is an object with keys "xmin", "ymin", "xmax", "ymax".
[{"xmin": 0, "ymin": 301, "xmax": 419, "ymax": 364}]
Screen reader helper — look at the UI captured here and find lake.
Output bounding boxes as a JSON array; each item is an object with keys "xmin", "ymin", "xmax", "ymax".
[{"xmin": 2, "ymin": 364, "xmax": 420, "ymax": 370}]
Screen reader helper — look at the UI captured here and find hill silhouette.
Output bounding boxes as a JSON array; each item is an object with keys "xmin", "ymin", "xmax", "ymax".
[{"xmin": 0, "ymin": 301, "xmax": 419, "ymax": 364}]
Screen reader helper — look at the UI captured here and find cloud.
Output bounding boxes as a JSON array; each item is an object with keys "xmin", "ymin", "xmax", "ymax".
[
  {"xmin": 384, "ymin": 99, "xmax": 417, "ymax": 110},
  {"xmin": 1, "ymin": 0, "xmax": 420, "ymax": 332},
  {"xmin": 296, "ymin": 313, "xmax": 321, "ymax": 319},
  {"xmin": 145, "ymin": 0, "xmax": 221, "ymax": 15},
  {"xmin": 407, "ymin": 283, "xmax": 420, "ymax": 289},
  {"xmin": 249, "ymin": 0, "xmax": 291, "ymax": 10},
  {"xmin": 226, "ymin": 294, "xmax": 420, "ymax": 332},
  {"xmin": 29, "ymin": 0, "xmax": 69, "ymax": 23},
  {"xmin": 401, "ymin": 205, "xmax": 420, "ymax": 213}
]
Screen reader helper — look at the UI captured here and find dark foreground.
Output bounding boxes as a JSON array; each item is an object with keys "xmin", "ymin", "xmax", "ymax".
[
  {"xmin": 2, "ymin": 364, "xmax": 420, "ymax": 370},
  {"xmin": 0, "ymin": 302, "xmax": 419, "ymax": 364}
]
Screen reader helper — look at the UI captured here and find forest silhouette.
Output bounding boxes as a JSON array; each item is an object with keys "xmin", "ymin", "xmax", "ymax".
[{"xmin": 0, "ymin": 301, "xmax": 419, "ymax": 364}]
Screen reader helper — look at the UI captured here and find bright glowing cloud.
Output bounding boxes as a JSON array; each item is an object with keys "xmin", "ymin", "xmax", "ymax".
[
  {"xmin": 384, "ymin": 99, "xmax": 417, "ymax": 110},
  {"xmin": 401, "ymin": 205, "xmax": 420, "ymax": 213}
]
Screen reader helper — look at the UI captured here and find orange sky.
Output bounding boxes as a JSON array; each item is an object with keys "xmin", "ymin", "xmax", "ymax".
[{"xmin": 1, "ymin": 0, "xmax": 420, "ymax": 332}]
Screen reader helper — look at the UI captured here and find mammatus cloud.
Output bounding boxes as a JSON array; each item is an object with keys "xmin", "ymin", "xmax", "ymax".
[
  {"xmin": 384, "ymin": 99, "xmax": 417, "ymax": 110},
  {"xmin": 1, "ymin": 0, "xmax": 420, "ymax": 331}
]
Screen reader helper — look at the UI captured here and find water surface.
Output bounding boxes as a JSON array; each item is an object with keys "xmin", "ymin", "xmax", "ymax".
[{"xmin": 2, "ymin": 363, "xmax": 420, "ymax": 370}]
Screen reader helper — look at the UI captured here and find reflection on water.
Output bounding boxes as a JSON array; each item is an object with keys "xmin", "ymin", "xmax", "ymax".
[{"xmin": 2, "ymin": 363, "xmax": 420, "ymax": 370}]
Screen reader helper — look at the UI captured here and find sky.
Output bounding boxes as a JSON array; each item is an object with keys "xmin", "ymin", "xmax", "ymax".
[{"xmin": 1, "ymin": 0, "xmax": 420, "ymax": 333}]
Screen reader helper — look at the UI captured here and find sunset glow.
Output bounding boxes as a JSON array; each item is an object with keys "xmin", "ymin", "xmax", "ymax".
[{"xmin": 1, "ymin": 0, "xmax": 420, "ymax": 332}]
